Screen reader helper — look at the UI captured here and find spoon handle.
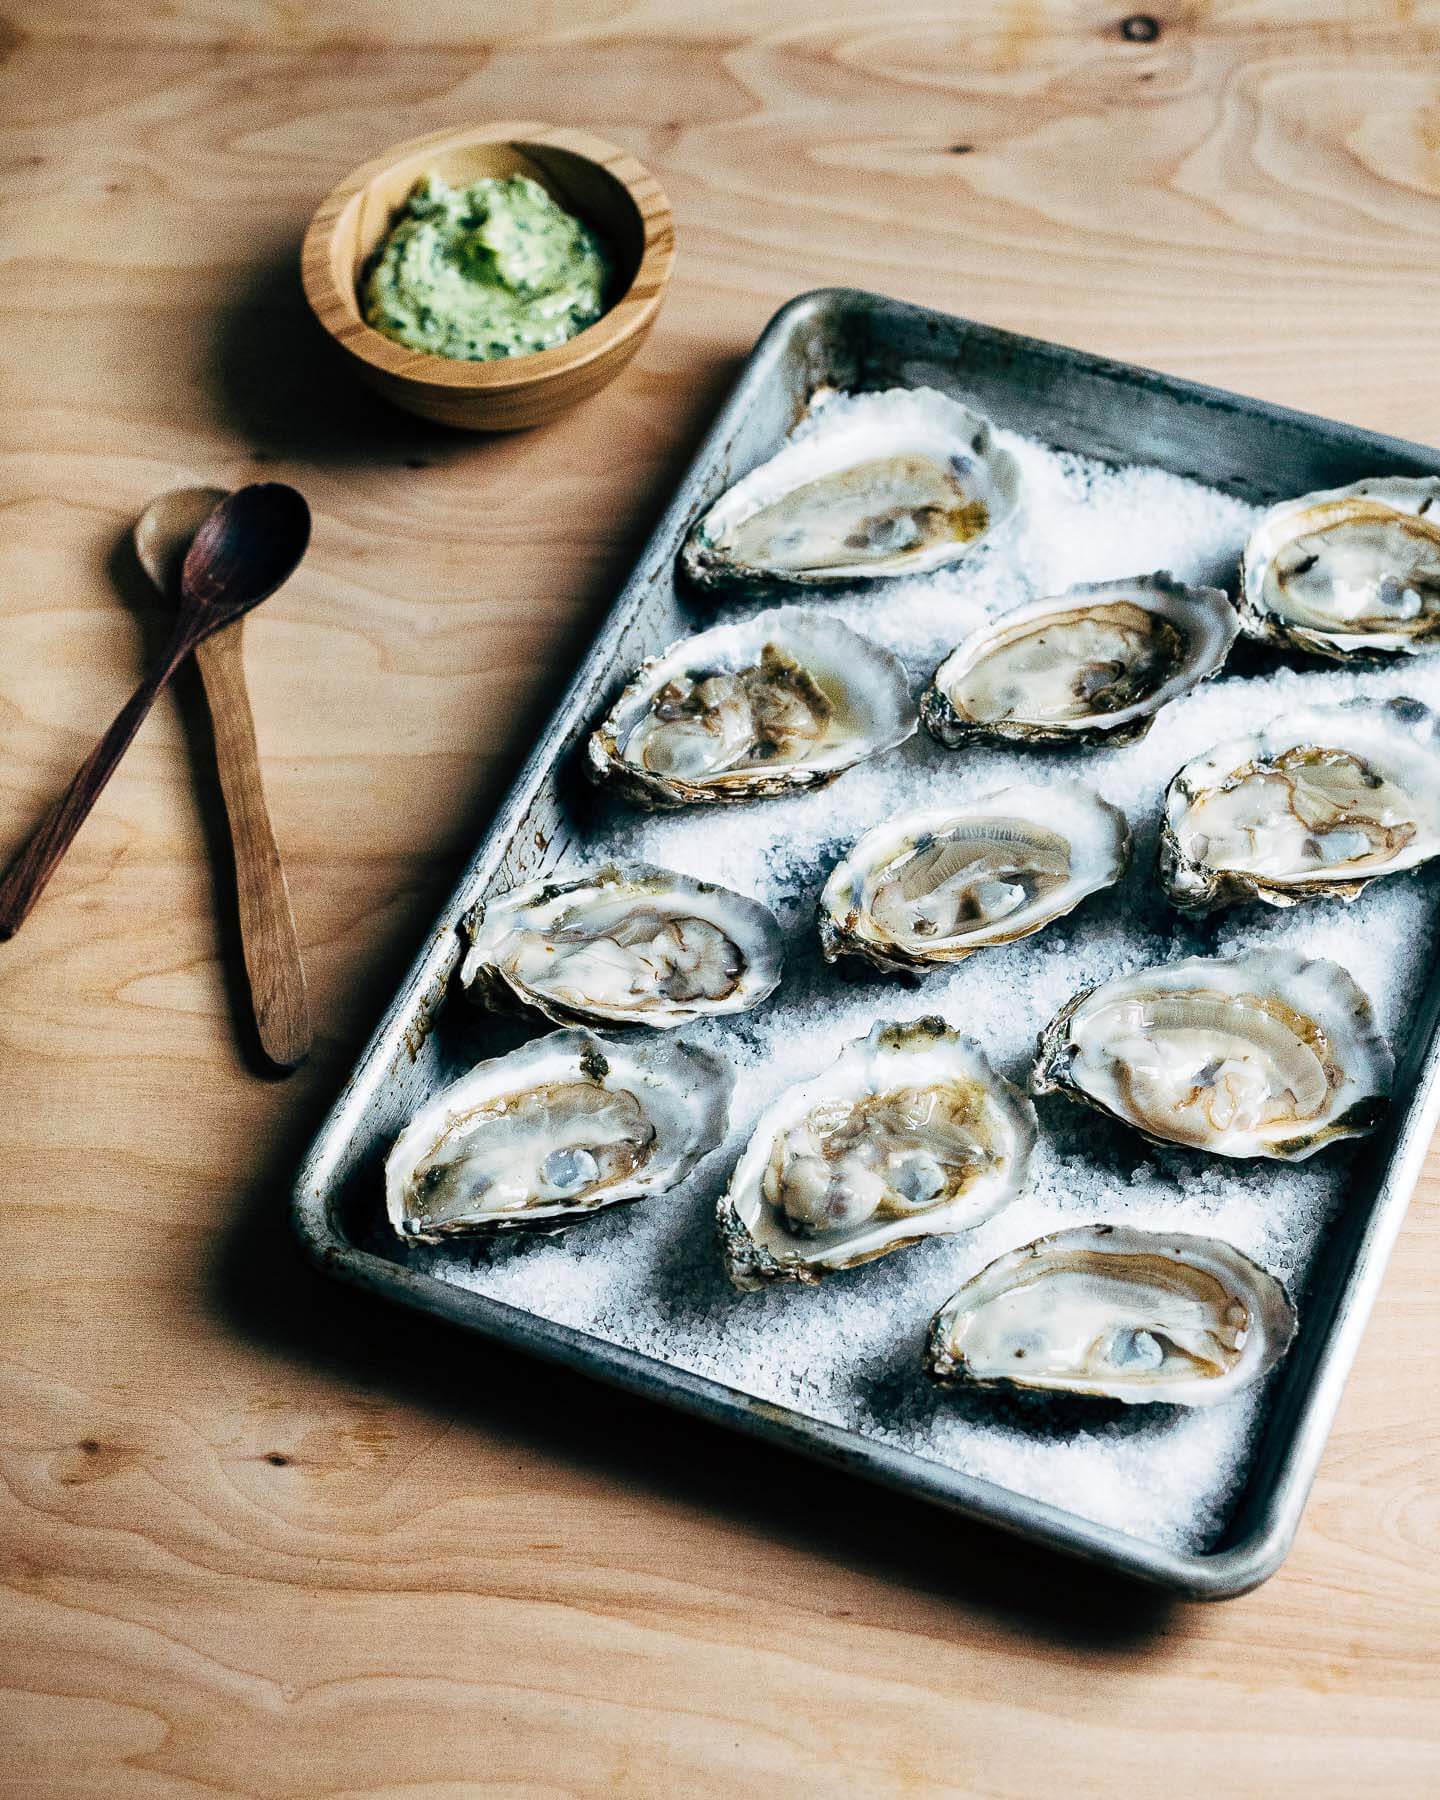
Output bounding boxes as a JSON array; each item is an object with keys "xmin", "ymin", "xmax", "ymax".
[
  {"xmin": 195, "ymin": 627, "xmax": 312, "ymax": 1069},
  {"xmin": 0, "ymin": 636, "xmax": 191, "ymax": 939}
]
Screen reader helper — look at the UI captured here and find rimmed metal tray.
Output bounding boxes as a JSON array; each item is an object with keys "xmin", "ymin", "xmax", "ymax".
[{"xmin": 292, "ymin": 288, "xmax": 1440, "ymax": 1599}]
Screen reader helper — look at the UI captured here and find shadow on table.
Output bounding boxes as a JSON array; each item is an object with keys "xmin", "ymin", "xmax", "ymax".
[
  {"xmin": 209, "ymin": 1141, "xmax": 1178, "ymax": 1657},
  {"xmin": 206, "ymin": 240, "xmax": 743, "ymax": 471},
  {"xmin": 209, "ymin": 245, "xmax": 433, "ymax": 468}
]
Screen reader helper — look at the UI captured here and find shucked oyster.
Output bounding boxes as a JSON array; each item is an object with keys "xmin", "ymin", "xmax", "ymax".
[
  {"xmin": 386, "ymin": 1029, "xmax": 731, "ymax": 1241},
  {"xmin": 587, "ymin": 608, "xmax": 913, "ymax": 809},
  {"xmin": 1160, "ymin": 696, "xmax": 1440, "ymax": 914},
  {"xmin": 819, "ymin": 783, "xmax": 1129, "ymax": 974},
  {"xmin": 719, "ymin": 1018, "xmax": 1036, "ymax": 1289},
  {"xmin": 925, "ymin": 1224, "xmax": 1296, "ymax": 1407},
  {"xmin": 1032, "ymin": 949, "xmax": 1392, "ymax": 1160},
  {"xmin": 459, "ymin": 861, "xmax": 783, "ymax": 1028},
  {"xmin": 681, "ymin": 387, "xmax": 1021, "ymax": 593},
  {"xmin": 1240, "ymin": 477, "xmax": 1440, "ymax": 660},
  {"xmin": 923, "ymin": 574, "xmax": 1237, "ymax": 749}
]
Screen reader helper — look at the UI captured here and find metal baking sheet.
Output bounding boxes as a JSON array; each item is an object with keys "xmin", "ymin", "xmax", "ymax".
[{"xmin": 292, "ymin": 288, "xmax": 1440, "ymax": 1599}]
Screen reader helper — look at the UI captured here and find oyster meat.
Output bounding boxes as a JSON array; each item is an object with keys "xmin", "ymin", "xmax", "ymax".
[
  {"xmin": 1160, "ymin": 696, "xmax": 1440, "ymax": 913},
  {"xmin": 1032, "ymin": 949, "xmax": 1392, "ymax": 1159},
  {"xmin": 588, "ymin": 607, "xmax": 914, "ymax": 809},
  {"xmin": 819, "ymin": 782, "xmax": 1130, "ymax": 974},
  {"xmin": 925, "ymin": 1224, "xmax": 1296, "ymax": 1407},
  {"xmin": 460, "ymin": 862, "xmax": 784, "ymax": 1028},
  {"xmin": 681, "ymin": 387, "xmax": 1021, "ymax": 593},
  {"xmin": 923, "ymin": 574, "xmax": 1238, "ymax": 749},
  {"xmin": 1240, "ymin": 477, "xmax": 1440, "ymax": 660},
  {"xmin": 386, "ymin": 1029, "xmax": 731, "ymax": 1241},
  {"xmin": 719, "ymin": 1018, "xmax": 1036, "ymax": 1288}
]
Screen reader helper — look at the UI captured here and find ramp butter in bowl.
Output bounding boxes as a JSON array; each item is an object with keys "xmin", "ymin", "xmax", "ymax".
[{"xmin": 302, "ymin": 122, "xmax": 674, "ymax": 429}]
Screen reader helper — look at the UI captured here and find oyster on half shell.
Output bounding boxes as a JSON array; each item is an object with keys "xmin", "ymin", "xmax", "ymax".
[
  {"xmin": 1032, "ymin": 950, "xmax": 1392, "ymax": 1160},
  {"xmin": 923, "ymin": 574, "xmax": 1238, "ymax": 749},
  {"xmin": 1240, "ymin": 477, "xmax": 1440, "ymax": 660},
  {"xmin": 719, "ymin": 1019, "xmax": 1036, "ymax": 1289},
  {"xmin": 681, "ymin": 387, "xmax": 1022, "ymax": 594},
  {"xmin": 925, "ymin": 1224, "xmax": 1296, "ymax": 1407},
  {"xmin": 587, "ymin": 607, "xmax": 914, "ymax": 809},
  {"xmin": 1160, "ymin": 696, "xmax": 1440, "ymax": 914},
  {"xmin": 819, "ymin": 783, "xmax": 1130, "ymax": 974},
  {"xmin": 460, "ymin": 862, "xmax": 784, "ymax": 1028},
  {"xmin": 386, "ymin": 1029, "xmax": 731, "ymax": 1242}
]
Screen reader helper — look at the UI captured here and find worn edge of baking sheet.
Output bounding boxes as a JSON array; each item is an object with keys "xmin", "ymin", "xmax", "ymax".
[{"xmin": 291, "ymin": 288, "xmax": 1440, "ymax": 1600}]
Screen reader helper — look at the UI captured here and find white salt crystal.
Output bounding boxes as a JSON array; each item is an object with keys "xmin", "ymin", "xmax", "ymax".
[{"xmin": 416, "ymin": 424, "xmax": 1440, "ymax": 1558}]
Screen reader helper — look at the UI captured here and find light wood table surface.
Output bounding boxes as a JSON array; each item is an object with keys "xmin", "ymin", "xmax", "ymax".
[{"xmin": 4, "ymin": 4, "xmax": 1440, "ymax": 1794}]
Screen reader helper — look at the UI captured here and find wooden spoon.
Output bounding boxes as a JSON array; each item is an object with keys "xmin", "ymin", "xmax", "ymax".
[
  {"xmin": 0, "ymin": 485, "xmax": 312, "ymax": 986},
  {"xmin": 134, "ymin": 486, "xmax": 313, "ymax": 1071}
]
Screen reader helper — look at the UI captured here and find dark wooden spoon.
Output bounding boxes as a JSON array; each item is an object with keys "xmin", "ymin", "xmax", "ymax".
[{"xmin": 0, "ymin": 482, "xmax": 311, "ymax": 940}]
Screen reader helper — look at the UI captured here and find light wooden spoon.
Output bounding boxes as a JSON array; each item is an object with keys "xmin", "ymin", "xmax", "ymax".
[{"xmin": 134, "ymin": 485, "xmax": 313, "ymax": 1071}]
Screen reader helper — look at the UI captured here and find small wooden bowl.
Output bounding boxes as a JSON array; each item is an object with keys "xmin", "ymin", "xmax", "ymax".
[{"xmin": 301, "ymin": 122, "xmax": 675, "ymax": 431}]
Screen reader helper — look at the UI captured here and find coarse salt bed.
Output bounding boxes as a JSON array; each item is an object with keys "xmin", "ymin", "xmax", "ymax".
[{"xmin": 413, "ymin": 419, "xmax": 1440, "ymax": 1558}]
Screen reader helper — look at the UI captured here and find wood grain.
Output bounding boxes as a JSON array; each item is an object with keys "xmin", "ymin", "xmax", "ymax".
[
  {"xmin": 2, "ymin": 4, "xmax": 1440, "ymax": 1795},
  {"xmin": 0, "ymin": 616, "xmax": 197, "ymax": 938},
  {"xmin": 301, "ymin": 121, "xmax": 676, "ymax": 430}
]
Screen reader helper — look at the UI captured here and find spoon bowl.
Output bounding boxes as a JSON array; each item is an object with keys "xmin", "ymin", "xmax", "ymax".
[
  {"xmin": 182, "ymin": 483, "xmax": 312, "ymax": 621},
  {"xmin": 134, "ymin": 485, "xmax": 228, "ymax": 599}
]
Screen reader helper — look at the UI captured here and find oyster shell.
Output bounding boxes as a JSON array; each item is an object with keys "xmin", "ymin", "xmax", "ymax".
[
  {"xmin": 818, "ymin": 783, "xmax": 1130, "ymax": 974},
  {"xmin": 1160, "ymin": 696, "xmax": 1440, "ymax": 914},
  {"xmin": 681, "ymin": 387, "xmax": 1021, "ymax": 593},
  {"xmin": 719, "ymin": 1018, "xmax": 1036, "ymax": 1289},
  {"xmin": 386, "ymin": 1029, "xmax": 731, "ymax": 1242},
  {"xmin": 1239, "ymin": 477, "xmax": 1440, "ymax": 660},
  {"xmin": 459, "ymin": 861, "xmax": 784, "ymax": 1028},
  {"xmin": 924, "ymin": 1224, "xmax": 1296, "ymax": 1407},
  {"xmin": 923, "ymin": 574, "xmax": 1237, "ymax": 749},
  {"xmin": 1032, "ymin": 949, "xmax": 1392, "ymax": 1159},
  {"xmin": 587, "ymin": 607, "xmax": 914, "ymax": 809}
]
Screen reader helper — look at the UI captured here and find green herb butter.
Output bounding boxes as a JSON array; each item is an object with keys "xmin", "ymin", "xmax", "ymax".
[{"xmin": 361, "ymin": 172, "xmax": 611, "ymax": 362}]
